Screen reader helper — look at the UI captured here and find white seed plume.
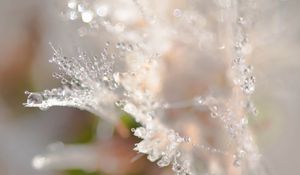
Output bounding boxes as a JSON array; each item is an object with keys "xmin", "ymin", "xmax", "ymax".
[{"xmin": 24, "ymin": 0, "xmax": 273, "ymax": 174}]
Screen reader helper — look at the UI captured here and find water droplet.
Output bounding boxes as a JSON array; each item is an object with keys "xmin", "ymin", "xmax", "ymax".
[
  {"xmin": 61, "ymin": 78, "xmax": 68, "ymax": 84},
  {"xmin": 238, "ymin": 17, "xmax": 246, "ymax": 25},
  {"xmin": 243, "ymin": 65, "xmax": 253, "ymax": 75},
  {"xmin": 32, "ymin": 155, "xmax": 47, "ymax": 170},
  {"xmin": 127, "ymin": 44, "xmax": 134, "ymax": 52},
  {"xmin": 233, "ymin": 56, "xmax": 243, "ymax": 65},
  {"xmin": 27, "ymin": 93, "xmax": 43, "ymax": 104},
  {"xmin": 233, "ymin": 159, "xmax": 241, "ymax": 167},
  {"xmin": 157, "ymin": 156, "xmax": 171, "ymax": 167},
  {"xmin": 148, "ymin": 150, "xmax": 160, "ymax": 162},
  {"xmin": 96, "ymin": 5, "xmax": 109, "ymax": 17},
  {"xmin": 116, "ymin": 42, "xmax": 121, "ymax": 49},
  {"xmin": 194, "ymin": 96, "xmax": 204, "ymax": 105},
  {"xmin": 67, "ymin": 0, "xmax": 77, "ymax": 9},
  {"xmin": 77, "ymin": 3, "xmax": 87, "ymax": 12},
  {"xmin": 241, "ymin": 118, "xmax": 248, "ymax": 128},
  {"xmin": 81, "ymin": 10, "xmax": 94, "ymax": 23},
  {"xmin": 172, "ymin": 163, "xmax": 183, "ymax": 173},
  {"xmin": 39, "ymin": 106, "xmax": 49, "ymax": 111},
  {"xmin": 134, "ymin": 127, "xmax": 147, "ymax": 138},
  {"xmin": 69, "ymin": 11, "xmax": 78, "ymax": 20},
  {"xmin": 210, "ymin": 105, "xmax": 219, "ymax": 118},
  {"xmin": 184, "ymin": 137, "xmax": 191, "ymax": 143},
  {"xmin": 241, "ymin": 76, "xmax": 255, "ymax": 94},
  {"xmin": 115, "ymin": 100, "xmax": 126, "ymax": 108},
  {"xmin": 173, "ymin": 9, "xmax": 182, "ymax": 17}
]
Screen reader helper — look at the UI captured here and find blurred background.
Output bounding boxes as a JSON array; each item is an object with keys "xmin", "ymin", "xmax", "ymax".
[{"xmin": 0, "ymin": 0, "xmax": 299, "ymax": 175}]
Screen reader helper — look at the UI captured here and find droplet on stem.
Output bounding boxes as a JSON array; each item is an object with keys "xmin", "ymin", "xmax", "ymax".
[
  {"xmin": 173, "ymin": 9, "xmax": 182, "ymax": 17},
  {"xmin": 27, "ymin": 93, "xmax": 43, "ymax": 105}
]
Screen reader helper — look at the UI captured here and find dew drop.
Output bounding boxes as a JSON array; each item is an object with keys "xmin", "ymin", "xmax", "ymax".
[
  {"xmin": 157, "ymin": 156, "xmax": 171, "ymax": 167},
  {"xmin": 241, "ymin": 118, "xmax": 248, "ymax": 128},
  {"xmin": 241, "ymin": 76, "xmax": 255, "ymax": 94},
  {"xmin": 69, "ymin": 11, "xmax": 78, "ymax": 20},
  {"xmin": 96, "ymin": 5, "xmax": 109, "ymax": 17},
  {"xmin": 184, "ymin": 137, "xmax": 191, "ymax": 143},
  {"xmin": 81, "ymin": 10, "xmax": 94, "ymax": 23},
  {"xmin": 172, "ymin": 163, "xmax": 183, "ymax": 173},
  {"xmin": 77, "ymin": 3, "xmax": 87, "ymax": 12},
  {"xmin": 116, "ymin": 42, "xmax": 121, "ymax": 49},
  {"xmin": 127, "ymin": 44, "xmax": 134, "ymax": 52},
  {"xmin": 133, "ymin": 127, "xmax": 147, "ymax": 138},
  {"xmin": 194, "ymin": 96, "xmax": 204, "ymax": 105},
  {"xmin": 173, "ymin": 9, "xmax": 182, "ymax": 17},
  {"xmin": 27, "ymin": 93, "xmax": 43, "ymax": 105},
  {"xmin": 147, "ymin": 150, "xmax": 160, "ymax": 162},
  {"xmin": 39, "ymin": 106, "xmax": 49, "ymax": 111},
  {"xmin": 115, "ymin": 100, "xmax": 126, "ymax": 108},
  {"xmin": 238, "ymin": 17, "xmax": 246, "ymax": 25},
  {"xmin": 32, "ymin": 155, "xmax": 47, "ymax": 170},
  {"xmin": 233, "ymin": 159, "xmax": 241, "ymax": 167},
  {"xmin": 67, "ymin": 0, "xmax": 77, "ymax": 9}
]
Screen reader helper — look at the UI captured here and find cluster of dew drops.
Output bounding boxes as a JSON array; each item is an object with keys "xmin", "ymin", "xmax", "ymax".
[{"xmin": 24, "ymin": 0, "xmax": 261, "ymax": 174}]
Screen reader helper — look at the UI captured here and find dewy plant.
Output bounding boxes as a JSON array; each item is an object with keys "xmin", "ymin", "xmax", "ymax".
[{"xmin": 24, "ymin": 0, "xmax": 269, "ymax": 174}]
